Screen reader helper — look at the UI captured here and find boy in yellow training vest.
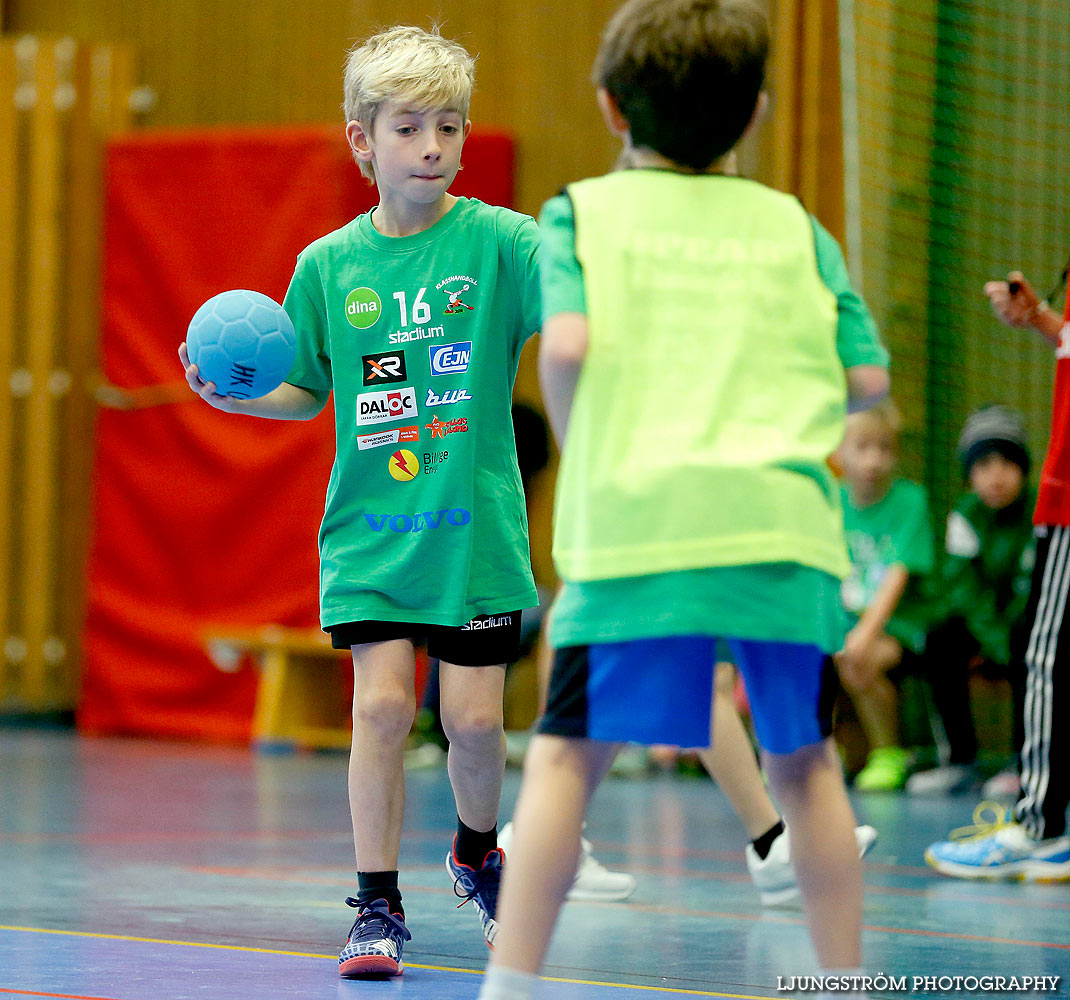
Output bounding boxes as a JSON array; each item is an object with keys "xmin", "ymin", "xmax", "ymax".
[{"xmin": 479, "ymin": 2, "xmax": 888, "ymax": 998}]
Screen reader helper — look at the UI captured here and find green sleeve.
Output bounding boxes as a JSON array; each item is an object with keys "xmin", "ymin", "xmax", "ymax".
[
  {"xmin": 507, "ymin": 215, "xmax": 543, "ymax": 344},
  {"xmin": 894, "ymin": 481, "xmax": 935, "ymax": 575},
  {"xmin": 538, "ymin": 193, "xmax": 586, "ymax": 322},
  {"xmin": 282, "ymin": 252, "xmax": 334, "ymax": 394},
  {"xmin": 809, "ymin": 217, "xmax": 889, "ymax": 370}
]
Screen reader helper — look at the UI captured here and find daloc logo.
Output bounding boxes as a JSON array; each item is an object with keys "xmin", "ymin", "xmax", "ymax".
[
  {"xmin": 357, "ymin": 386, "xmax": 418, "ymax": 425},
  {"xmin": 429, "ymin": 341, "xmax": 471, "ymax": 376}
]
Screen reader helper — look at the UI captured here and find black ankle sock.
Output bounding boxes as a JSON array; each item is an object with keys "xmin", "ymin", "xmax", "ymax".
[
  {"xmin": 751, "ymin": 820, "xmax": 786, "ymax": 861},
  {"xmin": 356, "ymin": 870, "xmax": 403, "ymax": 918},
  {"xmin": 454, "ymin": 816, "xmax": 497, "ymax": 869}
]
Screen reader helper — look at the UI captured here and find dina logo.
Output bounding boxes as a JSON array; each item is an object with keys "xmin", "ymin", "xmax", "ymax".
[{"xmin": 345, "ymin": 287, "xmax": 382, "ymax": 329}]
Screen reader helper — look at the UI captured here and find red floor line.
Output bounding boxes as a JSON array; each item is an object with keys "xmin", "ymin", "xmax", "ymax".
[
  {"xmin": 184, "ymin": 863, "xmax": 1070, "ymax": 913},
  {"xmin": 0, "ymin": 990, "xmax": 125, "ymax": 1000}
]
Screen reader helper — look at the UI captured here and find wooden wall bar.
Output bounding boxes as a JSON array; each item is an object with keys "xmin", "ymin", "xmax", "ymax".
[{"xmin": 0, "ymin": 35, "xmax": 134, "ymax": 710}]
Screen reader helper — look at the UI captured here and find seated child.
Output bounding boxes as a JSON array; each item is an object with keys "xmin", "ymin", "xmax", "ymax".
[
  {"xmin": 907, "ymin": 405, "xmax": 1035, "ymax": 795},
  {"xmin": 836, "ymin": 399, "xmax": 934, "ymax": 791}
]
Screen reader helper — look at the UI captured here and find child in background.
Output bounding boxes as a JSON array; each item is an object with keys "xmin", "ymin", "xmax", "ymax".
[
  {"xmin": 181, "ymin": 25, "xmax": 541, "ymax": 977},
  {"xmin": 836, "ymin": 400, "xmax": 934, "ymax": 792},
  {"xmin": 479, "ymin": 0, "xmax": 889, "ymax": 997},
  {"xmin": 926, "ymin": 268, "xmax": 1070, "ymax": 881},
  {"xmin": 907, "ymin": 406, "xmax": 1034, "ymax": 796}
]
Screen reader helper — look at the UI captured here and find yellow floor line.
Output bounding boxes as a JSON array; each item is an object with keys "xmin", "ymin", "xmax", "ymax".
[{"xmin": 0, "ymin": 925, "xmax": 769, "ymax": 997}]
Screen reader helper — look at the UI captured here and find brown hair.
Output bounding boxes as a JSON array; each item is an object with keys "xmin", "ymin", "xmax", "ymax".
[{"xmin": 593, "ymin": 0, "xmax": 769, "ymax": 170}]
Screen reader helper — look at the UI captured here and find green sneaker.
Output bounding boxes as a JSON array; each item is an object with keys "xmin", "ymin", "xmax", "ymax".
[{"xmin": 854, "ymin": 746, "xmax": 910, "ymax": 792}]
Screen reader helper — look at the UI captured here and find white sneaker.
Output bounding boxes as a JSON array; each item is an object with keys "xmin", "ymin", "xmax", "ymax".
[
  {"xmin": 745, "ymin": 824, "xmax": 878, "ymax": 906},
  {"xmin": 497, "ymin": 822, "xmax": 638, "ymax": 902},
  {"xmin": 981, "ymin": 768, "xmax": 1020, "ymax": 800},
  {"xmin": 906, "ymin": 763, "xmax": 978, "ymax": 796}
]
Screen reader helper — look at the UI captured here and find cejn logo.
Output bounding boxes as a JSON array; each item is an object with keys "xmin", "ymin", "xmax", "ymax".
[
  {"xmin": 357, "ymin": 386, "xmax": 418, "ymax": 425},
  {"xmin": 429, "ymin": 341, "xmax": 471, "ymax": 376},
  {"xmin": 362, "ymin": 351, "xmax": 407, "ymax": 385},
  {"xmin": 345, "ymin": 287, "xmax": 382, "ymax": 329}
]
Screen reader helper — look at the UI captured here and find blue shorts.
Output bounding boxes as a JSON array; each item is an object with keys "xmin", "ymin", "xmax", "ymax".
[{"xmin": 538, "ymin": 636, "xmax": 836, "ymax": 755}]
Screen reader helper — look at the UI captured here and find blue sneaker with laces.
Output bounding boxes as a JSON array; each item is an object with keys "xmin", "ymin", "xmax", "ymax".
[
  {"xmin": 338, "ymin": 897, "xmax": 411, "ymax": 977},
  {"xmin": 446, "ymin": 839, "xmax": 504, "ymax": 948},
  {"xmin": 925, "ymin": 803, "xmax": 1070, "ymax": 882}
]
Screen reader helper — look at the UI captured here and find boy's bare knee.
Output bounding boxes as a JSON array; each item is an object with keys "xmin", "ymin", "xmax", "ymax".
[
  {"xmin": 352, "ymin": 688, "xmax": 416, "ymax": 741},
  {"xmin": 441, "ymin": 710, "xmax": 504, "ymax": 749}
]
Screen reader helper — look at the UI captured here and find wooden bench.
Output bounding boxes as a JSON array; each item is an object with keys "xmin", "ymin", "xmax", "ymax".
[{"xmin": 203, "ymin": 625, "xmax": 352, "ymax": 751}]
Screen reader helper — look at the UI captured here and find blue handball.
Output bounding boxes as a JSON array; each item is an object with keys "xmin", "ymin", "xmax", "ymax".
[{"xmin": 186, "ymin": 289, "xmax": 296, "ymax": 399}]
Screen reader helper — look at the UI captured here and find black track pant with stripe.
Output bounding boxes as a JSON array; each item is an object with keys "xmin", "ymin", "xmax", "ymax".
[{"xmin": 1015, "ymin": 524, "xmax": 1070, "ymax": 840}]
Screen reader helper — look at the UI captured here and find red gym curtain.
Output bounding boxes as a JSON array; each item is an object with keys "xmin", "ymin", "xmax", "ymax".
[{"xmin": 80, "ymin": 126, "xmax": 515, "ymax": 741}]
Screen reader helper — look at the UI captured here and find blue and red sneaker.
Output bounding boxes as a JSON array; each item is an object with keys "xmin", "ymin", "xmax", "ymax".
[
  {"xmin": 338, "ymin": 897, "xmax": 411, "ymax": 977},
  {"xmin": 446, "ymin": 839, "xmax": 504, "ymax": 948}
]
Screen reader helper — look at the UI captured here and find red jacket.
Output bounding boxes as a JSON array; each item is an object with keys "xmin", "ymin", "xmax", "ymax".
[{"xmin": 1035, "ymin": 294, "xmax": 1070, "ymax": 526}]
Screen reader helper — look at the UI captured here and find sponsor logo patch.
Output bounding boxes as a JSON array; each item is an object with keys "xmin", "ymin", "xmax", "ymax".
[
  {"xmin": 422, "ymin": 450, "xmax": 448, "ymax": 474},
  {"xmin": 357, "ymin": 386, "xmax": 418, "ymax": 425},
  {"xmin": 461, "ymin": 614, "xmax": 513, "ymax": 631},
  {"xmin": 387, "ymin": 449, "xmax": 420, "ymax": 481},
  {"xmin": 436, "ymin": 274, "xmax": 479, "ymax": 315},
  {"xmin": 425, "ymin": 415, "xmax": 468, "ymax": 439},
  {"xmin": 362, "ymin": 351, "xmax": 407, "ymax": 385},
  {"xmin": 364, "ymin": 508, "xmax": 472, "ymax": 533},
  {"xmin": 345, "ymin": 287, "xmax": 382, "ymax": 329},
  {"xmin": 356, "ymin": 426, "xmax": 419, "ymax": 450},
  {"xmin": 429, "ymin": 341, "xmax": 472, "ymax": 376},
  {"xmin": 425, "ymin": 386, "xmax": 472, "ymax": 407},
  {"xmin": 390, "ymin": 325, "xmax": 445, "ymax": 344}
]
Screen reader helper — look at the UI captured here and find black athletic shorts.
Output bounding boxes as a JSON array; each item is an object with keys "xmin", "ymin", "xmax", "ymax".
[{"xmin": 327, "ymin": 611, "xmax": 522, "ymax": 667}]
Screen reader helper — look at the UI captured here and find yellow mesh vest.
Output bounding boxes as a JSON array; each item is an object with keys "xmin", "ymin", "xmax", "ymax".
[{"xmin": 553, "ymin": 171, "xmax": 850, "ymax": 582}]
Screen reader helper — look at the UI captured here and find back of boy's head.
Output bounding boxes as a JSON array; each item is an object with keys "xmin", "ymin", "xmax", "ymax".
[
  {"xmin": 846, "ymin": 398, "xmax": 902, "ymax": 443},
  {"xmin": 593, "ymin": 0, "xmax": 769, "ymax": 170},
  {"xmin": 342, "ymin": 25, "xmax": 475, "ymax": 180}
]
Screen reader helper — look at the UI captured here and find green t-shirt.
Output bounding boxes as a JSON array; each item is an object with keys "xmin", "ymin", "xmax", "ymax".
[
  {"xmin": 928, "ymin": 488, "xmax": 1036, "ymax": 664},
  {"xmin": 841, "ymin": 478, "xmax": 934, "ymax": 651},
  {"xmin": 540, "ymin": 183, "xmax": 888, "ymax": 650},
  {"xmin": 283, "ymin": 197, "xmax": 540, "ymax": 627}
]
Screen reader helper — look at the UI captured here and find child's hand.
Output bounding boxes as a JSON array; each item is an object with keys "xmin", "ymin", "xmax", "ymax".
[
  {"xmin": 835, "ymin": 626, "xmax": 900, "ymax": 691},
  {"xmin": 983, "ymin": 272, "xmax": 1045, "ymax": 329},
  {"xmin": 179, "ymin": 342, "xmax": 241, "ymax": 412}
]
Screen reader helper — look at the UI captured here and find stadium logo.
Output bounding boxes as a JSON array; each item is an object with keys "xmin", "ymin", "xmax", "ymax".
[
  {"xmin": 345, "ymin": 287, "xmax": 382, "ymax": 329},
  {"xmin": 461, "ymin": 614, "xmax": 513, "ymax": 631}
]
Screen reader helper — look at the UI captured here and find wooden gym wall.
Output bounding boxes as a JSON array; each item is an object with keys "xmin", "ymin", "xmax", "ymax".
[
  {"xmin": 5, "ymin": 0, "xmax": 845, "ymax": 236},
  {"xmin": 0, "ymin": 36, "xmax": 135, "ymax": 711},
  {"xmin": 1, "ymin": 1, "xmax": 846, "ymax": 715}
]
